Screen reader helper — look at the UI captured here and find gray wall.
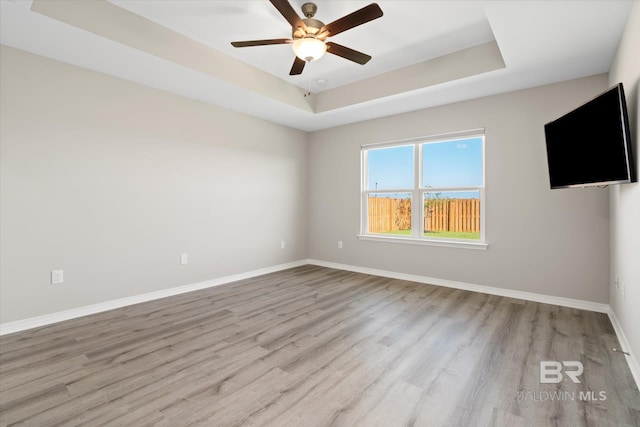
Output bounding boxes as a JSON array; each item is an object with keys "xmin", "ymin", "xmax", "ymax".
[
  {"xmin": 0, "ymin": 43, "xmax": 618, "ymax": 325},
  {"xmin": 608, "ymin": 1, "xmax": 640, "ymax": 373},
  {"xmin": 0, "ymin": 46, "xmax": 308, "ymax": 323},
  {"xmin": 308, "ymin": 74, "xmax": 610, "ymax": 303}
]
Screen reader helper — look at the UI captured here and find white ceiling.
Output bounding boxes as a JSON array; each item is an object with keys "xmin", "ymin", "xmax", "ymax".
[{"xmin": 0, "ymin": 0, "xmax": 633, "ymax": 131}]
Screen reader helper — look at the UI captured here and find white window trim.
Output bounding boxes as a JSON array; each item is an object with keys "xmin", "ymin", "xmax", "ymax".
[
  {"xmin": 356, "ymin": 234, "xmax": 488, "ymax": 250},
  {"xmin": 360, "ymin": 129, "xmax": 487, "ymax": 250}
]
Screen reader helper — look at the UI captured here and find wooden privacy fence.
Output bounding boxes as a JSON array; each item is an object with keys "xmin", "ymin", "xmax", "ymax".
[
  {"xmin": 368, "ymin": 197, "xmax": 480, "ymax": 233},
  {"xmin": 424, "ymin": 198, "xmax": 480, "ymax": 234},
  {"xmin": 368, "ymin": 197, "xmax": 411, "ymax": 233}
]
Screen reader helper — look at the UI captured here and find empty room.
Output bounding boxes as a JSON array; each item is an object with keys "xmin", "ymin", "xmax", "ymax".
[{"xmin": 1, "ymin": 0, "xmax": 639, "ymax": 425}]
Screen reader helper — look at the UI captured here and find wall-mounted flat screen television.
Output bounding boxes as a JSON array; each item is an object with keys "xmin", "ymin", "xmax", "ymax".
[{"xmin": 544, "ymin": 83, "xmax": 636, "ymax": 189}]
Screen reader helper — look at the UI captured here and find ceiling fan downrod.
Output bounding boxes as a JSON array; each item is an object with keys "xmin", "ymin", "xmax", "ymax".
[{"xmin": 301, "ymin": 2, "xmax": 317, "ymax": 18}]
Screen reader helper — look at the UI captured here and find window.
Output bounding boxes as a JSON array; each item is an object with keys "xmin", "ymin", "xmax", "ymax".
[{"xmin": 361, "ymin": 129, "xmax": 486, "ymax": 248}]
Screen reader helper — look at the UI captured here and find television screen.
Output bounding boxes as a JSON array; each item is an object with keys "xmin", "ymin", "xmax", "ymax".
[{"xmin": 544, "ymin": 83, "xmax": 636, "ymax": 189}]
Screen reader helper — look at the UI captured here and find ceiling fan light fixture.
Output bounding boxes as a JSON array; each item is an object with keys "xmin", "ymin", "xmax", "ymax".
[{"xmin": 292, "ymin": 37, "xmax": 327, "ymax": 62}]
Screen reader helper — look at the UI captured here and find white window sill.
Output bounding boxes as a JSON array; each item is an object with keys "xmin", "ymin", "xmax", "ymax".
[{"xmin": 357, "ymin": 234, "xmax": 488, "ymax": 250}]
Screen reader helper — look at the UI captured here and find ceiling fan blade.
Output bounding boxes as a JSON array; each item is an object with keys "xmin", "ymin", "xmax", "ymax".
[
  {"xmin": 320, "ymin": 3, "xmax": 383, "ymax": 37},
  {"xmin": 289, "ymin": 57, "xmax": 306, "ymax": 75},
  {"xmin": 326, "ymin": 42, "xmax": 371, "ymax": 65},
  {"xmin": 269, "ymin": 0, "xmax": 306, "ymax": 31},
  {"xmin": 231, "ymin": 38, "xmax": 292, "ymax": 47}
]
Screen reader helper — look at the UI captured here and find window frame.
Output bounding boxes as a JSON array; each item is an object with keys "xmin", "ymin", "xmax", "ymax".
[{"xmin": 359, "ymin": 129, "xmax": 487, "ymax": 250}]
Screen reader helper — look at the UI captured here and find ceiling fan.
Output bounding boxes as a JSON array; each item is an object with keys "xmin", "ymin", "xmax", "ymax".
[{"xmin": 231, "ymin": 0, "xmax": 383, "ymax": 76}]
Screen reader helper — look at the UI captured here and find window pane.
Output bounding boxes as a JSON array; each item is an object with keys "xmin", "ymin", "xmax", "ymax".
[
  {"xmin": 422, "ymin": 137, "xmax": 483, "ymax": 188},
  {"xmin": 368, "ymin": 193, "xmax": 412, "ymax": 235},
  {"xmin": 367, "ymin": 145, "xmax": 414, "ymax": 190},
  {"xmin": 424, "ymin": 191, "xmax": 480, "ymax": 240}
]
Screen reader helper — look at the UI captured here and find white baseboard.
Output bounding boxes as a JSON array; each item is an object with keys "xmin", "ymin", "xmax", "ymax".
[
  {"xmin": 308, "ymin": 259, "xmax": 640, "ymax": 391},
  {"xmin": 606, "ymin": 308, "xmax": 640, "ymax": 391},
  {"xmin": 2, "ymin": 257, "xmax": 638, "ymax": 392},
  {"xmin": 0, "ymin": 259, "xmax": 307, "ymax": 336},
  {"xmin": 308, "ymin": 259, "xmax": 610, "ymax": 313},
  {"xmin": 2, "ymin": 258, "xmax": 607, "ymax": 336}
]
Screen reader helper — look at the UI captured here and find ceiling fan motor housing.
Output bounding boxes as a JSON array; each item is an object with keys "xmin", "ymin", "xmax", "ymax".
[
  {"xmin": 293, "ymin": 18, "xmax": 325, "ymax": 40},
  {"xmin": 292, "ymin": 3, "xmax": 326, "ymax": 40}
]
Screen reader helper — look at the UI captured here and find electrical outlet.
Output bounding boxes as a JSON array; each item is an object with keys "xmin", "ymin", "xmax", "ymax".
[
  {"xmin": 281, "ymin": 241, "xmax": 285, "ymax": 249},
  {"xmin": 181, "ymin": 253, "xmax": 188, "ymax": 265},
  {"xmin": 615, "ymin": 277, "xmax": 620, "ymax": 290},
  {"xmin": 338, "ymin": 240, "xmax": 343, "ymax": 249},
  {"xmin": 51, "ymin": 270, "xmax": 64, "ymax": 285}
]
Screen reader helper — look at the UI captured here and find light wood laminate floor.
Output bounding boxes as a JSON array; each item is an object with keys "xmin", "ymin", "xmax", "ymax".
[{"xmin": 1, "ymin": 265, "xmax": 639, "ymax": 426}]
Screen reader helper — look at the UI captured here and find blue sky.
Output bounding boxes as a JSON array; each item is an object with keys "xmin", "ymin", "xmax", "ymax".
[
  {"xmin": 367, "ymin": 137, "xmax": 483, "ymax": 193},
  {"xmin": 367, "ymin": 144, "xmax": 414, "ymax": 190}
]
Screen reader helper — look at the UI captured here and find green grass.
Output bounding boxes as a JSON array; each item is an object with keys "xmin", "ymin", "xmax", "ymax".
[
  {"xmin": 383, "ymin": 229, "xmax": 412, "ymax": 236},
  {"xmin": 382, "ymin": 229, "xmax": 480, "ymax": 240},
  {"xmin": 425, "ymin": 231, "xmax": 480, "ymax": 240}
]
